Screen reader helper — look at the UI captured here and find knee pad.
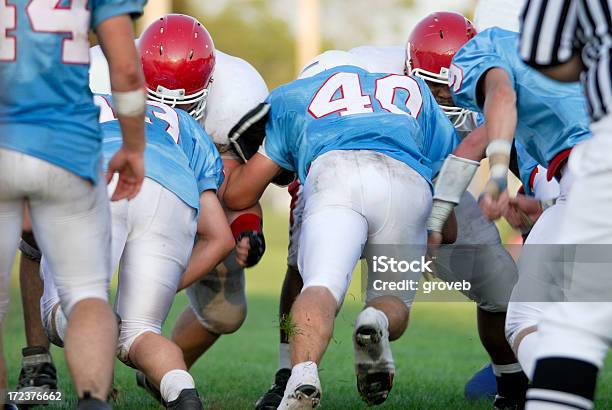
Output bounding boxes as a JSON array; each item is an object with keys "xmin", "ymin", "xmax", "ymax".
[
  {"xmin": 186, "ymin": 265, "xmax": 247, "ymax": 335},
  {"xmin": 40, "ymin": 304, "xmax": 67, "ymax": 348}
]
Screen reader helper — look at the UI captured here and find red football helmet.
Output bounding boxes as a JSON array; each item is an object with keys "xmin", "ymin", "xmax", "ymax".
[
  {"xmin": 406, "ymin": 12, "xmax": 476, "ymax": 126},
  {"xmin": 139, "ymin": 14, "xmax": 216, "ymax": 120}
]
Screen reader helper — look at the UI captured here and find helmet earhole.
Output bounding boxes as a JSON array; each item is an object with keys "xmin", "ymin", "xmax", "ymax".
[
  {"xmin": 159, "ymin": 45, "xmax": 164, "ymax": 55},
  {"xmin": 189, "ymin": 50, "xmax": 194, "ymax": 60},
  {"xmin": 439, "ymin": 30, "xmax": 444, "ymax": 39}
]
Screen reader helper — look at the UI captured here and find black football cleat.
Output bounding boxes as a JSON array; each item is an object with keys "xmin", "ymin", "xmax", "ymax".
[
  {"xmin": 166, "ymin": 389, "xmax": 203, "ymax": 410},
  {"xmin": 16, "ymin": 346, "xmax": 58, "ymax": 395},
  {"xmin": 76, "ymin": 392, "xmax": 111, "ymax": 410},
  {"xmin": 493, "ymin": 394, "xmax": 525, "ymax": 410},
  {"xmin": 255, "ymin": 368, "xmax": 291, "ymax": 409}
]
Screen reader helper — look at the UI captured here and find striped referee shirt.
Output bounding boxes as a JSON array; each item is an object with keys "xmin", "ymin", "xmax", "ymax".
[{"xmin": 519, "ymin": 0, "xmax": 612, "ymax": 122}]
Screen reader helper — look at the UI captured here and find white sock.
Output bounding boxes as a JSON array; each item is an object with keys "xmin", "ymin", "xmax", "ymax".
[
  {"xmin": 517, "ymin": 332, "xmax": 539, "ymax": 380},
  {"xmin": 361, "ymin": 306, "xmax": 389, "ymax": 330},
  {"xmin": 492, "ymin": 362, "xmax": 523, "ymax": 376},
  {"xmin": 279, "ymin": 342, "xmax": 291, "ymax": 370},
  {"xmin": 160, "ymin": 369, "xmax": 195, "ymax": 403},
  {"xmin": 289, "ymin": 361, "xmax": 319, "ymax": 387}
]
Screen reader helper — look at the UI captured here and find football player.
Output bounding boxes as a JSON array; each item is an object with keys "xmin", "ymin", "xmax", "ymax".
[
  {"xmin": 132, "ymin": 16, "xmax": 270, "ymax": 384},
  {"xmin": 256, "ymin": 12, "xmax": 544, "ymax": 409},
  {"xmin": 39, "ymin": 93, "xmax": 233, "ymax": 409},
  {"xmin": 225, "ymin": 50, "xmax": 459, "ymax": 408},
  {"xmin": 447, "ymin": 26, "xmax": 592, "ymax": 385},
  {"xmin": 0, "ymin": 1, "xmax": 146, "ymax": 408}
]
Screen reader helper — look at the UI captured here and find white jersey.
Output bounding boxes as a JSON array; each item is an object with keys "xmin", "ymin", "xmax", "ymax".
[
  {"xmin": 348, "ymin": 45, "xmax": 405, "ymax": 75},
  {"xmin": 474, "ymin": 0, "xmax": 526, "ymax": 32},
  {"xmin": 88, "ymin": 44, "xmax": 269, "ymax": 147},
  {"xmin": 202, "ymin": 51, "xmax": 269, "ymax": 146}
]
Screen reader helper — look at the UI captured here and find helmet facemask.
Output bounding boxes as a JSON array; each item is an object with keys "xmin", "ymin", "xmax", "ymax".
[
  {"xmin": 146, "ymin": 79, "xmax": 212, "ymax": 121},
  {"xmin": 408, "ymin": 63, "xmax": 470, "ymax": 128}
]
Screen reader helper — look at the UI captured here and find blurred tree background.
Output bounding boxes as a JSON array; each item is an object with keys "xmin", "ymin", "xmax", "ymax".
[{"xmin": 144, "ymin": 0, "xmax": 430, "ymax": 89}]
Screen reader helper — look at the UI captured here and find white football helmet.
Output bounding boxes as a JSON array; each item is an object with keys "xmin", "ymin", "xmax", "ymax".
[{"xmin": 298, "ymin": 50, "xmax": 369, "ymax": 79}]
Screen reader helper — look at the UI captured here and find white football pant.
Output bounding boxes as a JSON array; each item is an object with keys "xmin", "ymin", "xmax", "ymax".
[
  {"xmin": 534, "ymin": 115, "xmax": 612, "ymax": 370},
  {"xmin": 297, "ymin": 150, "xmax": 432, "ymax": 307},
  {"xmin": 41, "ymin": 177, "xmax": 197, "ymax": 362},
  {"xmin": 0, "ymin": 149, "xmax": 111, "ymax": 322}
]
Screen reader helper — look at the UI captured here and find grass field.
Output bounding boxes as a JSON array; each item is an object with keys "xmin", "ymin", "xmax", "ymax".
[{"xmin": 4, "ymin": 209, "xmax": 612, "ymax": 409}]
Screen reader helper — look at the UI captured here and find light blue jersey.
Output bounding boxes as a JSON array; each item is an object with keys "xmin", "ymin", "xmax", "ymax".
[
  {"xmin": 95, "ymin": 95, "xmax": 223, "ymax": 212},
  {"xmin": 261, "ymin": 66, "xmax": 459, "ymax": 186},
  {"xmin": 450, "ymin": 28, "xmax": 591, "ymax": 178},
  {"xmin": 0, "ymin": 0, "xmax": 146, "ymax": 183}
]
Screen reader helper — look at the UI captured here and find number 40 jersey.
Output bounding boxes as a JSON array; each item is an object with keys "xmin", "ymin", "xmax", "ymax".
[
  {"xmin": 0, "ymin": 0, "xmax": 145, "ymax": 184},
  {"xmin": 260, "ymin": 65, "xmax": 459, "ymax": 186}
]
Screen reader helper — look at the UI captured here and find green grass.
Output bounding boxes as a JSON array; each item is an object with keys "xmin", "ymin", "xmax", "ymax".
[{"xmin": 4, "ymin": 209, "xmax": 612, "ymax": 409}]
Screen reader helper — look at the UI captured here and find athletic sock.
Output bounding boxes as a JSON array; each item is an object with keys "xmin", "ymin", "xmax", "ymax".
[
  {"xmin": 359, "ymin": 307, "xmax": 389, "ymax": 330},
  {"xmin": 278, "ymin": 342, "xmax": 291, "ymax": 370},
  {"xmin": 492, "ymin": 362, "xmax": 529, "ymax": 401},
  {"xmin": 526, "ymin": 357, "xmax": 598, "ymax": 410},
  {"xmin": 160, "ymin": 369, "xmax": 195, "ymax": 403},
  {"xmin": 289, "ymin": 361, "xmax": 319, "ymax": 387},
  {"xmin": 517, "ymin": 331, "xmax": 539, "ymax": 379}
]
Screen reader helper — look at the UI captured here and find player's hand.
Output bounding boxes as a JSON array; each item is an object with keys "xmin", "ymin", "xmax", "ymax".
[
  {"xmin": 478, "ymin": 189, "xmax": 509, "ymax": 221},
  {"xmin": 235, "ymin": 236, "xmax": 251, "ymax": 268},
  {"xmin": 504, "ymin": 194, "xmax": 542, "ymax": 232},
  {"xmin": 106, "ymin": 147, "xmax": 145, "ymax": 201},
  {"xmin": 425, "ymin": 232, "xmax": 442, "ymax": 281}
]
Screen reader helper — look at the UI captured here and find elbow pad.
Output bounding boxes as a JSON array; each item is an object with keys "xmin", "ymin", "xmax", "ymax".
[{"xmin": 434, "ymin": 155, "xmax": 480, "ymax": 204}]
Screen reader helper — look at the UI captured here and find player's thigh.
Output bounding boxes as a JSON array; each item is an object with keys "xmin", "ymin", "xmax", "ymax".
[
  {"xmin": 115, "ymin": 181, "xmax": 196, "ymax": 333},
  {"xmin": 538, "ymin": 302, "xmax": 612, "ymax": 366},
  {"xmin": 0, "ymin": 150, "xmax": 27, "ymax": 305},
  {"xmin": 298, "ymin": 209, "xmax": 368, "ymax": 305},
  {"xmin": 362, "ymin": 156, "xmax": 431, "ymax": 307},
  {"xmin": 436, "ymin": 193, "xmax": 517, "ymax": 311},
  {"xmin": 28, "ymin": 166, "xmax": 112, "ymax": 314}
]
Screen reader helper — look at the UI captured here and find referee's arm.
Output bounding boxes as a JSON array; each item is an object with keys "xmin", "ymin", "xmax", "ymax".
[{"xmin": 519, "ymin": 0, "xmax": 584, "ymax": 82}]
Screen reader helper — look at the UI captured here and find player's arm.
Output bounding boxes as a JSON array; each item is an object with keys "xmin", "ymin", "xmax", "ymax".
[
  {"xmin": 223, "ymin": 153, "xmax": 283, "ymax": 211},
  {"xmin": 480, "ymin": 68, "xmax": 517, "ymax": 197},
  {"xmin": 219, "ymin": 158, "xmax": 266, "ymax": 268},
  {"xmin": 96, "ymin": 15, "xmax": 146, "ymax": 201},
  {"xmin": 177, "ymin": 190, "xmax": 235, "ymax": 292}
]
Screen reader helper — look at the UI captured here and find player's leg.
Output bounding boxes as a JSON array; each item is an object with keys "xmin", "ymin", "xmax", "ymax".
[
  {"xmin": 526, "ymin": 121, "xmax": 612, "ymax": 409},
  {"xmin": 505, "ymin": 176, "xmax": 571, "ymax": 380},
  {"xmin": 439, "ymin": 192, "xmax": 528, "ymax": 404},
  {"xmin": 358, "ymin": 152, "xmax": 431, "ymax": 405},
  {"xmin": 280, "ymin": 151, "xmax": 370, "ymax": 409},
  {"xmin": 172, "ymin": 254, "xmax": 247, "ymax": 368},
  {"xmin": 16, "ymin": 223, "xmax": 58, "ymax": 395},
  {"xmin": 256, "ymin": 181, "xmax": 304, "ymax": 410},
  {"xmin": 0, "ymin": 149, "xmax": 28, "ymax": 402},
  {"xmin": 26, "ymin": 156, "xmax": 115, "ymax": 404},
  {"xmin": 253, "ymin": 266, "xmax": 302, "ymax": 408},
  {"xmin": 115, "ymin": 180, "xmax": 200, "ymax": 407}
]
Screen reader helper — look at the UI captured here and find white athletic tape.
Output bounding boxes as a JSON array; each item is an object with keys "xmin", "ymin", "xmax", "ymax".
[
  {"xmin": 486, "ymin": 139, "xmax": 512, "ymax": 157},
  {"xmin": 434, "ymin": 155, "xmax": 480, "ymax": 204},
  {"xmin": 112, "ymin": 89, "xmax": 146, "ymax": 117},
  {"xmin": 427, "ymin": 199, "xmax": 455, "ymax": 234}
]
